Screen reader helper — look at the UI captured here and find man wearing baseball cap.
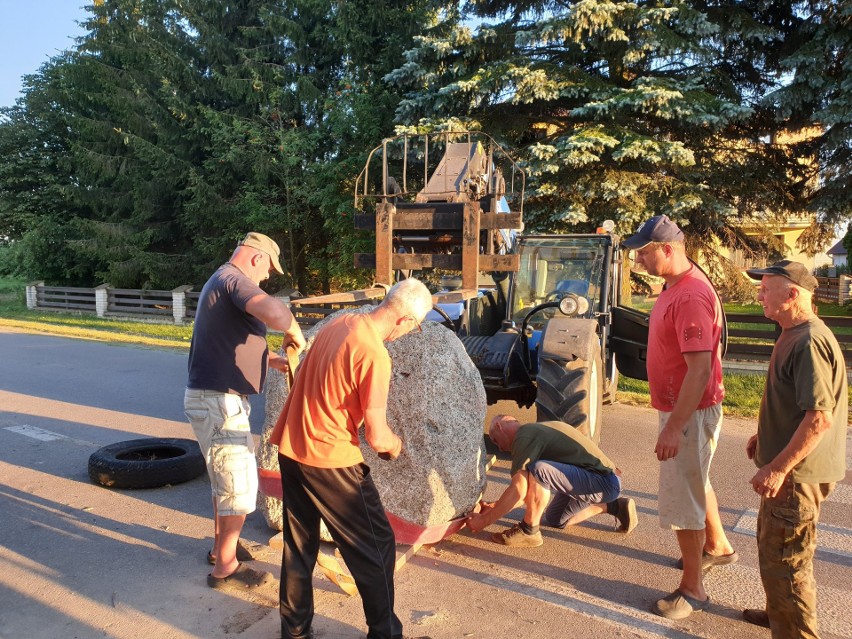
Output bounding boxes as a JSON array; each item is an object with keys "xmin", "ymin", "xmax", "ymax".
[
  {"xmin": 742, "ymin": 260, "xmax": 847, "ymax": 635},
  {"xmin": 185, "ymin": 232, "xmax": 306, "ymax": 592},
  {"xmin": 624, "ymin": 215, "xmax": 736, "ymax": 619}
]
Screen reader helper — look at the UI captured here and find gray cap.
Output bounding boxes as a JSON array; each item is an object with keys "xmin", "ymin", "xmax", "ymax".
[
  {"xmin": 746, "ymin": 260, "xmax": 818, "ymax": 292},
  {"xmin": 622, "ymin": 215, "xmax": 685, "ymax": 249}
]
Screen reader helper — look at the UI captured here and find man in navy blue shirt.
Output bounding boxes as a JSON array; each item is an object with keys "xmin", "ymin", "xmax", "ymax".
[{"xmin": 186, "ymin": 232, "xmax": 305, "ymax": 591}]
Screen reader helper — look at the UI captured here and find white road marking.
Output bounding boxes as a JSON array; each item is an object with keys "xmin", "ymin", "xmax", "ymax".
[
  {"xmin": 433, "ymin": 545, "xmax": 719, "ymax": 639},
  {"xmin": 3, "ymin": 425, "xmax": 66, "ymax": 442},
  {"xmin": 478, "ymin": 571, "xmax": 709, "ymax": 639},
  {"xmin": 734, "ymin": 509, "xmax": 852, "ymax": 558},
  {"xmin": 704, "ymin": 563, "xmax": 852, "ymax": 638}
]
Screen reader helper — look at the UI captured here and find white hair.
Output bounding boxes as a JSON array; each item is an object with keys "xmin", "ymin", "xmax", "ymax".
[{"xmin": 381, "ymin": 278, "xmax": 433, "ymax": 321}]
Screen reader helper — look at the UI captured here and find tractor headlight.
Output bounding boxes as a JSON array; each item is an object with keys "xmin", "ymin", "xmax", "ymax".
[{"xmin": 558, "ymin": 294, "xmax": 589, "ymax": 317}]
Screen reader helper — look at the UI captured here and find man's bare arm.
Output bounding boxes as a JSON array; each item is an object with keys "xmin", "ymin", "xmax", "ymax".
[
  {"xmin": 363, "ymin": 406, "xmax": 403, "ymax": 459},
  {"xmin": 466, "ymin": 471, "xmax": 527, "ymax": 532},
  {"xmin": 245, "ymin": 294, "xmax": 306, "ymax": 351}
]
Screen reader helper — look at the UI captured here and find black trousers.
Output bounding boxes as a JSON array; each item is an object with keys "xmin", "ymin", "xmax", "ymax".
[{"xmin": 278, "ymin": 454, "xmax": 402, "ymax": 639}]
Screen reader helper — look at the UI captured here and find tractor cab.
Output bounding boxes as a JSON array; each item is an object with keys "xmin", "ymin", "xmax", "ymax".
[{"xmin": 509, "ymin": 235, "xmax": 613, "ymax": 374}]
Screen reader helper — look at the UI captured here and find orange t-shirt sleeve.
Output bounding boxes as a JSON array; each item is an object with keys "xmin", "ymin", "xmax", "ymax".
[{"xmin": 357, "ymin": 351, "xmax": 391, "ymax": 413}]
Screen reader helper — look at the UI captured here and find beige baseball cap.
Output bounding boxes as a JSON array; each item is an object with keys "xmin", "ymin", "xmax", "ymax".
[{"xmin": 240, "ymin": 232, "xmax": 284, "ymax": 275}]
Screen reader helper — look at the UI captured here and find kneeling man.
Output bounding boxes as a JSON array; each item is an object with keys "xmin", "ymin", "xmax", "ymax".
[{"xmin": 466, "ymin": 415, "xmax": 637, "ymax": 547}]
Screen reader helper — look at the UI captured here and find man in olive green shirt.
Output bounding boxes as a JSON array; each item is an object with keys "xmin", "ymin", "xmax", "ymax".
[
  {"xmin": 465, "ymin": 415, "xmax": 637, "ymax": 547},
  {"xmin": 744, "ymin": 260, "xmax": 848, "ymax": 638}
]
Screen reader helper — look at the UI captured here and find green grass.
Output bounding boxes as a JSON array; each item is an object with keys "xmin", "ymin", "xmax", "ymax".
[{"xmin": 617, "ymin": 374, "xmax": 851, "ymax": 423}]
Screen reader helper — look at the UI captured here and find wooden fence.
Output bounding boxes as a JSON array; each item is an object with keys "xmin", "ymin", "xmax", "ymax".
[
  {"xmin": 34, "ymin": 286, "xmax": 97, "ymax": 312},
  {"xmin": 815, "ymin": 275, "xmax": 852, "ymax": 305},
  {"xmin": 727, "ymin": 312, "xmax": 852, "ymax": 364},
  {"xmin": 186, "ymin": 291, "xmax": 200, "ymax": 319},
  {"xmin": 108, "ymin": 288, "xmax": 174, "ymax": 318},
  {"xmin": 26, "ymin": 282, "xmax": 194, "ymax": 324}
]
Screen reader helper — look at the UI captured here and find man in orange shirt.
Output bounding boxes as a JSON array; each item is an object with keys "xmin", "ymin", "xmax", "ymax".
[{"xmin": 270, "ymin": 278, "xmax": 434, "ymax": 639}]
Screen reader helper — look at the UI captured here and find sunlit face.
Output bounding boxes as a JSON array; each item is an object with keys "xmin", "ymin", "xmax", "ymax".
[
  {"xmin": 757, "ymin": 275, "xmax": 793, "ymax": 320},
  {"xmin": 632, "ymin": 243, "xmax": 666, "ymax": 276}
]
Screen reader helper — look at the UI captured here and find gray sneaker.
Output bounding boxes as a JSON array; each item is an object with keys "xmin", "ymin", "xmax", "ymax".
[
  {"xmin": 613, "ymin": 497, "xmax": 638, "ymax": 533},
  {"xmin": 491, "ymin": 524, "xmax": 543, "ymax": 548}
]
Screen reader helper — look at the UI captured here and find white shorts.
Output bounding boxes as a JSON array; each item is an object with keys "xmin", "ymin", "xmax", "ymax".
[
  {"xmin": 658, "ymin": 403, "xmax": 723, "ymax": 530},
  {"xmin": 184, "ymin": 388, "xmax": 258, "ymax": 517}
]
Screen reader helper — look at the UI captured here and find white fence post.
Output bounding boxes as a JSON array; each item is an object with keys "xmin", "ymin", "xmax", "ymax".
[
  {"xmin": 95, "ymin": 284, "xmax": 110, "ymax": 317},
  {"xmin": 171, "ymin": 285, "xmax": 193, "ymax": 324},
  {"xmin": 26, "ymin": 281, "xmax": 44, "ymax": 309}
]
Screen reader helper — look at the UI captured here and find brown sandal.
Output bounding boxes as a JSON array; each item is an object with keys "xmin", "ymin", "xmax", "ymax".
[{"xmin": 207, "ymin": 563, "xmax": 272, "ymax": 591}]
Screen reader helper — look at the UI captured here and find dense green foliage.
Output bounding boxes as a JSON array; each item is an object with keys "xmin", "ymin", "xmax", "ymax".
[
  {"xmin": 0, "ymin": 0, "xmax": 443, "ymax": 291},
  {"xmin": 388, "ymin": 1, "xmax": 848, "ymax": 263},
  {"xmin": 0, "ymin": 1, "xmax": 849, "ymax": 292}
]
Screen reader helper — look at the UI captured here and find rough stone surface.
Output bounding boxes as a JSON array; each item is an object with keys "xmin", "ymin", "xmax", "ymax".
[
  {"xmin": 257, "ymin": 306, "xmax": 487, "ymax": 531},
  {"xmin": 257, "ymin": 366, "xmax": 288, "ymax": 531}
]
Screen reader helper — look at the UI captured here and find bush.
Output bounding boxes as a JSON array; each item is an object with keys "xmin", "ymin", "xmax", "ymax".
[
  {"xmin": 815, "ymin": 263, "xmax": 850, "ymax": 277},
  {"xmin": 716, "ymin": 263, "xmax": 758, "ymax": 303}
]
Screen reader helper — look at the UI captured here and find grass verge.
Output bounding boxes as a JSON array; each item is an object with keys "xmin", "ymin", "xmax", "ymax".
[{"xmin": 617, "ymin": 375, "xmax": 766, "ymax": 419}]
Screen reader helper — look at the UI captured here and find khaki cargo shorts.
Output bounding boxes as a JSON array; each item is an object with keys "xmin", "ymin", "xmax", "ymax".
[
  {"xmin": 184, "ymin": 388, "xmax": 258, "ymax": 516},
  {"xmin": 657, "ymin": 403, "xmax": 723, "ymax": 530}
]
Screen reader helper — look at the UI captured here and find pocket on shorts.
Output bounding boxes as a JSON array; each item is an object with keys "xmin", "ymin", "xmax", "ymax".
[
  {"xmin": 213, "ymin": 395, "xmax": 252, "ymax": 447},
  {"xmin": 184, "ymin": 408, "xmax": 209, "ymax": 423},
  {"xmin": 219, "ymin": 394, "xmax": 248, "ymax": 422},
  {"xmin": 212, "ymin": 448, "xmax": 251, "ymax": 497}
]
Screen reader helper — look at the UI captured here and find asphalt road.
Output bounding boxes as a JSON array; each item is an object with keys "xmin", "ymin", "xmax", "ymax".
[{"xmin": 0, "ymin": 327, "xmax": 850, "ymax": 639}]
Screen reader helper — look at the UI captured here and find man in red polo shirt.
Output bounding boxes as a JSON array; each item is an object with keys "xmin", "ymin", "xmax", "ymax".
[{"xmin": 624, "ymin": 215, "xmax": 737, "ymax": 620}]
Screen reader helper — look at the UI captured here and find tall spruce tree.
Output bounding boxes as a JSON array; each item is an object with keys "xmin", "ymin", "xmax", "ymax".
[
  {"xmin": 0, "ymin": 0, "xmax": 443, "ymax": 290},
  {"xmin": 0, "ymin": 58, "xmax": 95, "ymax": 283},
  {"xmin": 765, "ymin": 0, "xmax": 852, "ymax": 252},
  {"xmin": 386, "ymin": 0, "xmax": 835, "ymax": 268},
  {"xmin": 60, "ymin": 0, "xmax": 203, "ymax": 287}
]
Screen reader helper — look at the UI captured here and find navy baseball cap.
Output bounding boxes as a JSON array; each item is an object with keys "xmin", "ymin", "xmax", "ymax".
[
  {"xmin": 746, "ymin": 260, "xmax": 818, "ymax": 292},
  {"xmin": 622, "ymin": 215, "xmax": 685, "ymax": 249}
]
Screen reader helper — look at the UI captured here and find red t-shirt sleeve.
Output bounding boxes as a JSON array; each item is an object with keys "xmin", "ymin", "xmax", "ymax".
[{"xmin": 671, "ymin": 292, "xmax": 716, "ymax": 354}]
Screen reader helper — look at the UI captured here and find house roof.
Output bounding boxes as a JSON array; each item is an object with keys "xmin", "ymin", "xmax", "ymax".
[{"xmin": 827, "ymin": 239, "xmax": 848, "ymax": 256}]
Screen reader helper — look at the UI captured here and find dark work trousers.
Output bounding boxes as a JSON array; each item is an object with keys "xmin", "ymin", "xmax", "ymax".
[{"xmin": 278, "ymin": 454, "xmax": 402, "ymax": 639}]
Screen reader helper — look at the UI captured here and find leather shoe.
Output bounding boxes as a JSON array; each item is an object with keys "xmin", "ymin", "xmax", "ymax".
[{"xmin": 743, "ymin": 608, "xmax": 770, "ymax": 628}]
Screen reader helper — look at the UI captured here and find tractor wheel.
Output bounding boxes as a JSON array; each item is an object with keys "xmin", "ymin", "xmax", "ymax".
[{"xmin": 535, "ymin": 343, "xmax": 604, "ymax": 444}]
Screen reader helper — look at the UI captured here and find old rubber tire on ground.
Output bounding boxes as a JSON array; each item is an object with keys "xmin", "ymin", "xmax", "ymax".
[
  {"xmin": 535, "ymin": 343, "xmax": 604, "ymax": 444},
  {"xmin": 88, "ymin": 438, "xmax": 206, "ymax": 489}
]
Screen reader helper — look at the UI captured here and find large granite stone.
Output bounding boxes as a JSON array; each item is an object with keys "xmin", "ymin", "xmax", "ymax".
[{"xmin": 257, "ymin": 307, "xmax": 487, "ymax": 531}]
